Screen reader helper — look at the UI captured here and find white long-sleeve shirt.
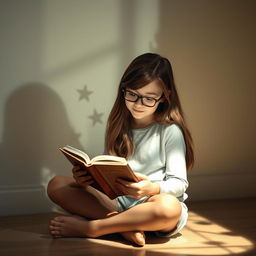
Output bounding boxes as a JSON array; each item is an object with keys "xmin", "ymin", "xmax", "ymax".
[{"xmin": 128, "ymin": 123, "xmax": 188, "ymax": 202}]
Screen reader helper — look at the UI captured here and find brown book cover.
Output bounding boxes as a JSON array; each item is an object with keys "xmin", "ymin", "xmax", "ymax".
[{"xmin": 59, "ymin": 145, "xmax": 139, "ymax": 199}]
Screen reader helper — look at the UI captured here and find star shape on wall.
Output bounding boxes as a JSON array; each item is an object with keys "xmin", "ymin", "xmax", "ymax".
[
  {"xmin": 88, "ymin": 109, "xmax": 104, "ymax": 126},
  {"xmin": 77, "ymin": 85, "xmax": 93, "ymax": 101}
]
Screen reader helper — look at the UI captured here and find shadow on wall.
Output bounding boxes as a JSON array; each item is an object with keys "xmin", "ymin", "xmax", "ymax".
[{"xmin": 0, "ymin": 83, "xmax": 82, "ymax": 212}]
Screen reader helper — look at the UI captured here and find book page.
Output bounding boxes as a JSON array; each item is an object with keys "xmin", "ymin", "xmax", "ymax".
[
  {"xmin": 63, "ymin": 145, "xmax": 90, "ymax": 164},
  {"xmin": 91, "ymin": 155, "xmax": 127, "ymax": 165}
]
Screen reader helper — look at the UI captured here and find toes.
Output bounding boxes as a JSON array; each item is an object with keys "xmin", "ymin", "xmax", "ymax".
[
  {"xmin": 48, "ymin": 215, "xmax": 88, "ymax": 238},
  {"xmin": 54, "ymin": 216, "xmax": 65, "ymax": 222},
  {"xmin": 49, "ymin": 225, "xmax": 61, "ymax": 231},
  {"xmin": 49, "ymin": 218, "xmax": 63, "ymax": 237},
  {"xmin": 120, "ymin": 231, "xmax": 146, "ymax": 246},
  {"xmin": 134, "ymin": 231, "xmax": 145, "ymax": 246},
  {"xmin": 50, "ymin": 220, "xmax": 62, "ymax": 227},
  {"xmin": 50, "ymin": 229, "xmax": 61, "ymax": 237}
]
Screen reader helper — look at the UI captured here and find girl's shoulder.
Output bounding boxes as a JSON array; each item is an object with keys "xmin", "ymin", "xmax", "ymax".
[
  {"xmin": 132, "ymin": 122, "xmax": 183, "ymax": 139},
  {"xmin": 158, "ymin": 122, "xmax": 185, "ymax": 141},
  {"xmin": 158, "ymin": 122, "xmax": 182, "ymax": 133}
]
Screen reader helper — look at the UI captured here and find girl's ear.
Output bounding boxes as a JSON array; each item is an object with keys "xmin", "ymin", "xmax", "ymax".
[
  {"xmin": 160, "ymin": 97, "xmax": 165, "ymax": 103},
  {"xmin": 160, "ymin": 90, "xmax": 171, "ymax": 102}
]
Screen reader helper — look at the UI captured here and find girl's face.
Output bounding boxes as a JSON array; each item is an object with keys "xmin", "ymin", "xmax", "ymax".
[{"xmin": 124, "ymin": 80, "xmax": 164, "ymax": 128}]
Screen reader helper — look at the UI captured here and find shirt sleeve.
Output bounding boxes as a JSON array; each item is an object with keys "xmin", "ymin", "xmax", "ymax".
[{"xmin": 157, "ymin": 125, "xmax": 189, "ymax": 197}]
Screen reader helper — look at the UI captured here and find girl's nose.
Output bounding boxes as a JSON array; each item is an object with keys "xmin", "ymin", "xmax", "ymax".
[{"xmin": 135, "ymin": 98, "xmax": 144, "ymax": 106}]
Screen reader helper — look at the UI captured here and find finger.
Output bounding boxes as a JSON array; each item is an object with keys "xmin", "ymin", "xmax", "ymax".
[
  {"xmin": 114, "ymin": 183, "xmax": 127, "ymax": 194},
  {"xmin": 116, "ymin": 178, "xmax": 133, "ymax": 187},
  {"xmin": 117, "ymin": 179, "xmax": 142, "ymax": 191},
  {"xmin": 80, "ymin": 175, "xmax": 93, "ymax": 182},
  {"xmin": 134, "ymin": 172, "xmax": 148, "ymax": 180},
  {"xmin": 78, "ymin": 172, "xmax": 89, "ymax": 178},
  {"xmin": 72, "ymin": 165, "xmax": 81, "ymax": 173},
  {"xmin": 72, "ymin": 166, "xmax": 88, "ymax": 175},
  {"xmin": 74, "ymin": 178, "xmax": 94, "ymax": 187},
  {"xmin": 120, "ymin": 184, "xmax": 143, "ymax": 197},
  {"xmin": 115, "ymin": 182, "xmax": 140, "ymax": 197},
  {"xmin": 85, "ymin": 180, "xmax": 95, "ymax": 185},
  {"xmin": 73, "ymin": 170, "xmax": 87, "ymax": 178},
  {"xmin": 73, "ymin": 173, "xmax": 91, "ymax": 182}
]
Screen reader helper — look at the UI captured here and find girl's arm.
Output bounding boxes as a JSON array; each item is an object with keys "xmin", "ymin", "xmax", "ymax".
[
  {"xmin": 116, "ymin": 125, "xmax": 188, "ymax": 199},
  {"xmin": 156, "ymin": 124, "xmax": 188, "ymax": 198}
]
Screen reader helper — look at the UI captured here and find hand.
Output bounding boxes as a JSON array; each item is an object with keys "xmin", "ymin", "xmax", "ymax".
[
  {"xmin": 115, "ymin": 172, "xmax": 160, "ymax": 199},
  {"xmin": 72, "ymin": 166, "xmax": 94, "ymax": 187}
]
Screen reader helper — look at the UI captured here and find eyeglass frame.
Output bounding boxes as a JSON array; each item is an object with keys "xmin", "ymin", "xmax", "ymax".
[{"xmin": 121, "ymin": 88, "xmax": 164, "ymax": 107}]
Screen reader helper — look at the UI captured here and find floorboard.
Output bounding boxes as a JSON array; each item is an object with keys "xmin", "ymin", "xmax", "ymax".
[{"xmin": 0, "ymin": 198, "xmax": 255, "ymax": 256}]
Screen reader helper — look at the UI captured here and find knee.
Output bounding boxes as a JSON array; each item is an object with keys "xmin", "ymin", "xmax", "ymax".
[
  {"xmin": 47, "ymin": 176, "xmax": 68, "ymax": 202},
  {"xmin": 153, "ymin": 194, "xmax": 182, "ymax": 221}
]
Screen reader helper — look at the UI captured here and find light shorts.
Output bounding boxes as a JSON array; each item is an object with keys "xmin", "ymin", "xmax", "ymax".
[{"xmin": 116, "ymin": 195, "xmax": 188, "ymax": 237}]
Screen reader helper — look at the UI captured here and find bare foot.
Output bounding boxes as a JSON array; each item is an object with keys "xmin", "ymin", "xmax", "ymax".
[
  {"xmin": 49, "ymin": 215, "xmax": 95, "ymax": 238},
  {"xmin": 105, "ymin": 212, "xmax": 146, "ymax": 246},
  {"xmin": 121, "ymin": 231, "xmax": 145, "ymax": 246},
  {"xmin": 49, "ymin": 215, "xmax": 146, "ymax": 246}
]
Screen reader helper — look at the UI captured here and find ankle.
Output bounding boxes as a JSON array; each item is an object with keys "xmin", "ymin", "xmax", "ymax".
[{"xmin": 86, "ymin": 220, "xmax": 101, "ymax": 238}]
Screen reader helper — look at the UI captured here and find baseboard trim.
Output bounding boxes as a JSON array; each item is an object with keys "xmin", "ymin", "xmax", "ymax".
[
  {"xmin": 0, "ymin": 184, "xmax": 55, "ymax": 216},
  {"xmin": 1, "ymin": 173, "xmax": 255, "ymax": 215},
  {"xmin": 187, "ymin": 173, "xmax": 256, "ymax": 201}
]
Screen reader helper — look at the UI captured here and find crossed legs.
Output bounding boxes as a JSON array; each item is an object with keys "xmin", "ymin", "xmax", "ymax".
[{"xmin": 47, "ymin": 176, "xmax": 181, "ymax": 246}]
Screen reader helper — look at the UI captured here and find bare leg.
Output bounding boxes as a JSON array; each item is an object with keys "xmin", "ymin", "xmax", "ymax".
[
  {"xmin": 47, "ymin": 176, "xmax": 117, "ymax": 218},
  {"xmin": 49, "ymin": 191, "xmax": 182, "ymax": 241},
  {"xmin": 47, "ymin": 176, "xmax": 145, "ymax": 245}
]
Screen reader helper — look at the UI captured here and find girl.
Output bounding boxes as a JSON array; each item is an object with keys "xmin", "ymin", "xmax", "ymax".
[{"xmin": 48, "ymin": 53, "xmax": 194, "ymax": 246}]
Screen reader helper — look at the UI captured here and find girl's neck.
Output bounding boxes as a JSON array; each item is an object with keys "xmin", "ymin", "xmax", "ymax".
[{"xmin": 131, "ymin": 116, "xmax": 156, "ymax": 129}]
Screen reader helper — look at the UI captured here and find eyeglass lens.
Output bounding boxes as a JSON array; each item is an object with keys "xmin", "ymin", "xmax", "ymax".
[{"xmin": 124, "ymin": 90, "xmax": 158, "ymax": 107}]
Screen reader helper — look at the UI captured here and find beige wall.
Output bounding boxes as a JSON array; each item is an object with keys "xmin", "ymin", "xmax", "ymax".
[
  {"xmin": 157, "ymin": 0, "xmax": 256, "ymax": 199},
  {"xmin": 0, "ymin": 0, "xmax": 255, "ymax": 215}
]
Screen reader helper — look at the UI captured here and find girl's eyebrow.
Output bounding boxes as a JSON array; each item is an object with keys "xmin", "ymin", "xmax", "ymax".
[
  {"xmin": 144, "ymin": 92, "xmax": 159, "ymax": 96},
  {"xmin": 129, "ymin": 89, "xmax": 160, "ymax": 97},
  {"xmin": 140, "ymin": 91, "xmax": 160, "ymax": 97}
]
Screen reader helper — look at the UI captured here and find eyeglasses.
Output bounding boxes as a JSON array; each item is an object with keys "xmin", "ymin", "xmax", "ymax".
[{"xmin": 122, "ymin": 88, "xmax": 163, "ymax": 107}]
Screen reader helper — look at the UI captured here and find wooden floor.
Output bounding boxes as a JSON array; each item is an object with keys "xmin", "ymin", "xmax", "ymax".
[{"xmin": 0, "ymin": 198, "xmax": 255, "ymax": 256}]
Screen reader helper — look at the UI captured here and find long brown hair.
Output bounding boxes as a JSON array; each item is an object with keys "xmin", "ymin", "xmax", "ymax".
[{"xmin": 105, "ymin": 53, "xmax": 194, "ymax": 170}]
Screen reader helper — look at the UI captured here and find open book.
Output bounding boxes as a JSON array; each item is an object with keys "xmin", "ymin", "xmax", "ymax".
[{"xmin": 59, "ymin": 145, "xmax": 139, "ymax": 199}]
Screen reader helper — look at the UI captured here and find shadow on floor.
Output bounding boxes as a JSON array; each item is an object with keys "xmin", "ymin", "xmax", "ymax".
[{"xmin": 1, "ymin": 198, "xmax": 256, "ymax": 256}]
